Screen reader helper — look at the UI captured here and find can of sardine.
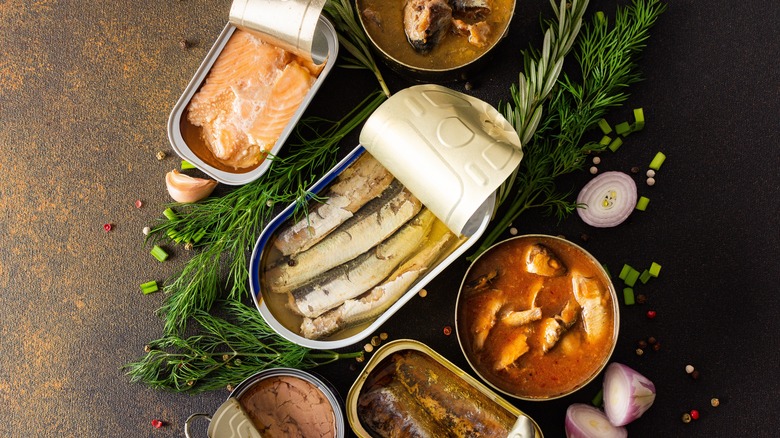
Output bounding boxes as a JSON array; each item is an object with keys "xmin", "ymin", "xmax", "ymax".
[
  {"xmin": 185, "ymin": 368, "xmax": 345, "ymax": 438},
  {"xmin": 167, "ymin": 0, "xmax": 338, "ymax": 185},
  {"xmin": 346, "ymin": 339, "xmax": 544, "ymax": 437},
  {"xmin": 249, "ymin": 84, "xmax": 523, "ymax": 350}
]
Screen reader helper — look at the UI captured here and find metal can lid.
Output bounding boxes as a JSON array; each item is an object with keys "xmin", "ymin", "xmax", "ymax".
[
  {"xmin": 359, "ymin": 85, "xmax": 523, "ymax": 236},
  {"xmin": 229, "ymin": 0, "xmax": 327, "ymax": 64}
]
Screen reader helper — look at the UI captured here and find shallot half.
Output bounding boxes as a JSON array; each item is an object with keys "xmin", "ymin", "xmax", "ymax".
[
  {"xmin": 565, "ymin": 404, "xmax": 627, "ymax": 438},
  {"xmin": 165, "ymin": 170, "xmax": 217, "ymax": 203},
  {"xmin": 603, "ymin": 362, "xmax": 657, "ymax": 426}
]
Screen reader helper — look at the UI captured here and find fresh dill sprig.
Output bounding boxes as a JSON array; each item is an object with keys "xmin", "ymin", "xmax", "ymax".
[
  {"xmin": 151, "ymin": 91, "xmax": 387, "ymax": 335},
  {"xmin": 124, "ymin": 301, "xmax": 363, "ymax": 393},
  {"xmin": 324, "ymin": 0, "xmax": 391, "ymax": 97},
  {"xmin": 474, "ymin": 0, "xmax": 667, "ymax": 258}
]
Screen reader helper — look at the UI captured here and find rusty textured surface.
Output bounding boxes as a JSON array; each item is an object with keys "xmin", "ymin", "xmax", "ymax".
[{"xmin": 2, "ymin": 0, "xmax": 779, "ymax": 437}]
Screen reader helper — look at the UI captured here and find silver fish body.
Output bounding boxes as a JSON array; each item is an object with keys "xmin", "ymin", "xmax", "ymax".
[
  {"xmin": 403, "ymin": 0, "xmax": 453, "ymax": 54},
  {"xmin": 265, "ymin": 181, "xmax": 422, "ymax": 294},
  {"xmin": 288, "ymin": 209, "xmax": 436, "ymax": 318}
]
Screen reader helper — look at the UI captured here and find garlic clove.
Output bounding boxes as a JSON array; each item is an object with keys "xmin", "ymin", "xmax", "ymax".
[{"xmin": 165, "ymin": 169, "xmax": 218, "ymax": 203}]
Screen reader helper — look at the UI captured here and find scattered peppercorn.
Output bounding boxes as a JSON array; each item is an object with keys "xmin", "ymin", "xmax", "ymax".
[
  {"xmin": 636, "ymin": 294, "xmax": 647, "ymax": 304},
  {"xmin": 355, "ymin": 354, "xmax": 365, "ymax": 363},
  {"xmin": 646, "ymin": 310, "xmax": 657, "ymax": 319},
  {"xmin": 646, "ymin": 177, "xmax": 656, "ymax": 186},
  {"xmin": 635, "ymin": 348, "xmax": 644, "ymax": 356},
  {"xmin": 464, "ymin": 81, "xmax": 473, "ymax": 91},
  {"xmin": 103, "ymin": 223, "xmax": 113, "ymax": 232},
  {"xmin": 179, "ymin": 38, "xmax": 191, "ymax": 50},
  {"xmin": 364, "ymin": 343, "xmax": 374, "ymax": 353},
  {"xmin": 647, "ymin": 336, "xmax": 657, "ymax": 345},
  {"xmin": 509, "ymin": 227, "xmax": 518, "ymax": 235},
  {"xmin": 638, "ymin": 340, "xmax": 648, "ymax": 349},
  {"xmin": 646, "ymin": 169, "xmax": 656, "ymax": 178},
  {"xmin": 226, "ymin": 384, "xmax": 234, "ymax": 392},
  {"xmin": 652, "ymin": 342, "xmax": 661, "ymax": 351},
  {"xmin": 135, "ymin": 199, "xmax": 143, "ymax": 208},
  {"xmin": 681, "ymin": 413, "xmax": 692, "ymax": 423},
  {"xmin": 690, "ymin": 409, "xmax": 700, "ymax": 420},
  {"xmin": 151, "ymin": 419, "xmax": 164, "ymax": 429},
  {"xmin": 710, "ymin": 398, "xmax": 720, "ymax": 407},
  {"xmin": 690, "ymin": 370, "xmax": 700, "ymax": 380},
  {"xmin": 685, "ymin": 364, "xmax": 695, "ymax": 374},
  {"xmin": 144, "ymin": 345, "xmax": 151, "ymax": 353},
  {"xmin": 184, "ymin": 242, "xmax": 193, "ymax": 251},
  {"xmin": 592, "ymin": 156, "xmax": 602, "ymax": 165},
  {"xmin": 580, "ymin": 233, "xmax": 590, "ymax": 242},
  {"xmin": 418, "ymin": 289, "xmax": 428, "ymax": 298},
  {"xmin": 371, "ymin": 336, "xmax": 380, "ymax": 346},
  {"xmin": 143, "ymin": 226, "xmax": 151, "ymax": 235},
  {"xmin": 631, "ymin": 166, "xmax": 640, "ymax": 174},
  {"xmin": 589, "ymin": 166, "xmax": 599, "ymax": 174},
  {"xmin": 443, "ymin": 326, "xmax": 452, "ymax": 336},
  {"xmin": 156, "ymin": 151, "xmax": 166, "ymax": 160},
  {"xmin": 379, "ymin": 332, "xmax": 388, "ymax": 340}
]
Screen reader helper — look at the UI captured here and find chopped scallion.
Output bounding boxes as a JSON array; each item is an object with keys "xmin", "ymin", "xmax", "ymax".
[
  {"xmin": 649, "ymin": 151, "xmax": 666, "ymax": 170},
  {"xmin": 623, "ymin": 287, "xmax": 636, "ymax": 305},
  {"xmin": 635, "ymin": 196, "xmax": 650, "ymax": 211},
  {"xmin": 140, "ymin": 280, "xmax": 159, "ymax": 294},
  {"xmin": 649, "ymin": 262, "xmax": 662, "ymax": 277},
  {"xmin": 633, "ymin": 108, "xmax": 645, "ymax": 131},
  {"xmin": 619, "ymin": 264, "xmax": 633, "ymax": 280},
  {"xmin": 602, "ymin": 264, "xmax": 612, "ymax": 279},
  {"xmin": 639, "ymin": 269, "xmax": 653, "ymax": 284},
  {"xmin": 595, "ymin": 11, "xmax": 606, "ymax": 24},
  {"xmin": 592, "ymin": 388, "xmax": 604, "ymax": 407},
  {"xmin": 151, "ymin": 245, "xmax": 169, "ymax": 262},
  {"xmin": 615, "ymin": 121, "xmax": 632, "ymax": 136},
  {"xmin": 598, "ymin": 118, "xmax": 612, "ymax": 134},
  {"xmin": 624, "ymin": 267, "xmax": 641, "ymax": 287},
  {"xmin": 608, "ymin": 137, "xmax": 623, "ymax": 152},
  {"xmin": 192, "ymin": 228, "xmax": 207, "ymax": 244},
  {"xmin": 600, "ymin": 135, "xmax": 613, "ymax": 146},
  {"xmin": 181, "ymin": 160, "xmax": 196, "ymax": 170},
  {"xmin": 163, "ymin": 208, "xmax": 178, "ymax": 221}
]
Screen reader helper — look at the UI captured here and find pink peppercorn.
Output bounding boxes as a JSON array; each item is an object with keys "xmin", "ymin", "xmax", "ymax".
[
  {"xmin": 151, "ymin": 419, "xmax": 163, "ymax": 428},
  {"xmin": 103, "ymin": 223, "xmax": 113, "ymax": 232},
  {"xmin": 690, "ymin": 409, "xmax": 700, "ymax": 420},
  {"xmin": 646, "ymin": 310, "xmax": 657, "ymax": 319}
]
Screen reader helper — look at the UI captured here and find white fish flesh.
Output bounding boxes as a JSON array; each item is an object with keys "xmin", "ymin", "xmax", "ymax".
[
  {"xmin": 499, "ymin": 307, "xmax": 542, "ymax": 326},
  {"xmin": 571, "ymin": 272, "xmax": 610, "ymax": 340},
  {"xmin": 265, "ymin": 181, "xmax": 422, "ymax": 294},
  {"xmin": 540, "ymin": 299, "xmax": 579, "ymax": 353},
  {"xmin": 403, "ymin": 0, "xmax": 453, "ymax": 54},
  {"xmin": 524, "ymin": 243, "xmax": 568, "ymax": 277},
  {"xmin": 300, "ymin": 226, "xmax": 456, "ymax": 339},
  {"xmin": 273, "ymin": 153, "xmax": 393, "ymax": 256},
  {"xmin": 288, "ymin": 209, "xmax": 436, "ymax": 318}
]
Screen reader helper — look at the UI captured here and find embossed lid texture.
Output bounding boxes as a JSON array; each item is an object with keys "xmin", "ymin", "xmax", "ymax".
[{"xmin": 360, "ymin": 85, "xmax": 523, "ymax": 236}]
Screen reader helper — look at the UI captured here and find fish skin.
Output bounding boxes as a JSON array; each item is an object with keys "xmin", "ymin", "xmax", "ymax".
[
  {"xmin": 500, "ymin": 307, "xmax": 542, "ymax": 326},
  {"xmin": 403, "ymin": 0, "xmax": 453, "ymax": 54},
  {"xmin": 358, "ymin": 379, "xmax": 442, "ymax": 438},
  {"xmin": 524, "ymin": 243, "xmax": 568, "ymax": 277},
  {"xmin": 288, "ymin": 209, "xmax": 435, "ymax": 318},
  {"xmin": 450, "ymin": 0, "xmax": 491, "ymax": 21},
  {"xmin": 265, "ymin": 181, "xmax": 421, "ymax": 294},
  {"xmin": 273, "ymin": 154, "xmax": 393, "ymax": 256},
  {"xmin": 300, "ymin": 225, "xmax": 455, "ymax": 339},
  {"xmin": 571, "ymin": 272, "xmax": 610, "ymax": 340}
]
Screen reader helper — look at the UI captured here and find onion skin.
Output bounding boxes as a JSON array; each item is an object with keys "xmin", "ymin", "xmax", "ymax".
[
  {"xmin": 165, "ymin": 169, "xmax": 217, "ymax": 203},
  {"xmin": 576, "ymin": 171, "xmax": 637, "ymax": 227},
  {"xmin": 603, "ymin": 362, "xmax": 657, "ymax": 426},
  {"xmin": 565, "ymin": 404, "xmax": 627, "ymax": 438}
]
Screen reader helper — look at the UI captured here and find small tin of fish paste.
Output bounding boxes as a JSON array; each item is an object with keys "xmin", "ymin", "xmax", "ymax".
[
  {"xmin": 167, "ymin": 0, "xmax": 338, "ymax": 185},
  {"xmin": 185, "ymin": 368, "xmax": 345, "ymax": 437},
  {"xmin": 346, "ymin": 339, "xmax": 544, "ymax": 438}
]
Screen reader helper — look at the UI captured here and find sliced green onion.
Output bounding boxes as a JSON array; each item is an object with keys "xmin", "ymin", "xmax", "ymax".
[
  {"xmin": 624, "ymin": 267, "xmax": 641, "ymax": 287},
  {"xmin": 608, "ymin": 137, "xmax": 623, "ymax": 152},
  {"xmin": 140, "ymin": 280, "xmax": 159, "ymax": 295},
  {"xmin": 592, "ymin": 388, "xmax": 604, "ymax": 407},
  {"xmin": 599, "ymin": 135, "xmax": 613, "ymax": 146},
  {"xmin": 649, "ymin": 262, "xmax": 662, "ymax": 277},
  {"xmin": 649, "ymin": 151, "xmax": 666, "ymax": 170},
  {"xmin": 163, "ymin": 207, "xmax": 178, "ymax": 221},
  {"xmin": 615, "ymin": 121, "xmax": 632, "ymax": 136},
  {"xmin": 636, "ymin": 196, "xmax": 650, "ymax": 211},
  {"xmin": 192, "ymin": 228, "xmax": 207, "ymax": 244},
  {"xmin": 639, "ymin": 269, "xmax": 653, "ymax": 284},
  {"xmin": 623, "ymin": 287, "xmax": 636, "ymax": 305},
  {"xmin": 181, "ymin": 160, "xmax": 196, "ymax": 170},
  {"xmin": 595, "ymin": 11, "xmax": 606, "ymax": 24},
  {"xmin": 618, "ymin": 264, "xmax": 633, "ymax": 280},
  {"xmin": 598, "ymin": 118, "xmax": 612, "ymax": 134},
  {"xmin": 151, "ymin": 245, "xmax": 169, "ymax": 262},
  {"xmin": 633, "ymin": 108, "xmax": 645, "ymax": 131}
]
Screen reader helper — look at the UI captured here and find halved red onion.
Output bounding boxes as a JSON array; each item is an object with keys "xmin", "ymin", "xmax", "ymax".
[
  {"xmin": 576, "ymin": 171, "xmax": 637, "ymax": 227},
  {"xmin": 603, "ymin": 362, "xmax": 657, "ymax": 426},
  {"xmin": 565, "ymin": 404, "xmax": 627, "ymax": 438}
]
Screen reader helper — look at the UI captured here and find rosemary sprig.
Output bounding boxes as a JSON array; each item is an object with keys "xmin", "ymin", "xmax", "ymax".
[
  {"xmin": 324, "ymin": 0, "xmax": 391, "ymax": 97},
  {"xmin": 152, "ymin": 91, "xmax": 387, "ymax": 335},
  {"xmin": 475, "ymin": 0, "xmax": 667, "ymax": 258},
  {"xmin": 124, "ymin": 301, "xmax": 363, "ymax": 393}
]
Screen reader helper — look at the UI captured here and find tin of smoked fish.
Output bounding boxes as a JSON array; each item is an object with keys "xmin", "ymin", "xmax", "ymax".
[{"xmin": 168, "ymin": 4, "xmax": 338, "ymax": 185}]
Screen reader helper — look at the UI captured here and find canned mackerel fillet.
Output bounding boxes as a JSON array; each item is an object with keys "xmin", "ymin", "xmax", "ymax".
[
  {"xmin": 167, "ymin": 0, "xmax": 338, "ymax": 185},
  {"xmin": 249, "ymin": 84, "xmax": 524, "ymax": 349}
]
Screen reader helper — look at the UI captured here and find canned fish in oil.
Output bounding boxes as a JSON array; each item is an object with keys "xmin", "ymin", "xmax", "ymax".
[
  {"xmin": 167, "ymin": 1, "xmax": 338, "ymax": 185},
  {"xmin": 346, "ymin": 339, "xmax": 544, "ymax": 437}
]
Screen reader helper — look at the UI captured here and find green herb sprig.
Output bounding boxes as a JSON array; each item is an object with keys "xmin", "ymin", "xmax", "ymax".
[
  {"xmin": 475, "ymin": 0, "xmax": 667, "ymax": 257},
  {"xmin": 124, "ymin": 301, "xmax": 363, "ymax": 393},
  {"xmin": 151, "ymin": 91, "xmax": 387, "ymax": 335}
]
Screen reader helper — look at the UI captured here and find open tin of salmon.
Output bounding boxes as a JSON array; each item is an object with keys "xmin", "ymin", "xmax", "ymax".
[
  {"xmin": 249, "ymin": 84, "xmax": 523, "ymax": 349},
  {"xmin": 167, "ymin": 0, "xmax": 338, "ymax": 185},
  {"xmin": 346, "ymin": 339, "xmax": 543, "ymax": 437}
]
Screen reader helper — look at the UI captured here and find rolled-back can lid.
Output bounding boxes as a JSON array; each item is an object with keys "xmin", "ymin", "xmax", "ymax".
[
  {"xmin": 359, "ymin": 84, "xmax": 523, "ymax": 236},
  {"xmin": 229, "ymin": 0, "xmax": 327, "ymax": 64}
]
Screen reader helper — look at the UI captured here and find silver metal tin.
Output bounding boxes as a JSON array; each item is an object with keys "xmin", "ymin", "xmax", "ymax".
[
  {"xmin": 249, "ymin": 146, "xmax": 495, "ymax": 350},
  {"xmin": 345, "ymin": 339, "xmax": 544, "ymax": 437},
  {"xmin": 167, "ymin": 14, "xmax": 338, "ymax": 185},
  {"xmin": 454, "ymin": 234, "xmax": 620, "ymax": 401}
]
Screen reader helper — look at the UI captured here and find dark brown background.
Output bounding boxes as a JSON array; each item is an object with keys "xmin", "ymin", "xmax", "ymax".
[{"xmin": 1, "ymin": 0, "xmax": 778, "ymax": 436}]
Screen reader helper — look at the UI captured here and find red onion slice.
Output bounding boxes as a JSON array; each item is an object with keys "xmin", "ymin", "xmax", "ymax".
[
  {"xmin": 603, "ymin": 362, "xmax": 657, "ymax": 426},
  {"xmin": 576, "ymin": 171, "xmax": 637, "ymax": 227},
  {"xmin": 565, "ymin": 403, "xmax": 627, "ymax": 438}
]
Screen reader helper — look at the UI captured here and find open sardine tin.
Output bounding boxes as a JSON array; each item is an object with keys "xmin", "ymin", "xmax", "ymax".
[
  {"xmin": 346, "ymin": 340, "xmax": 543, "ymax": 438},
  {"xmin": 249, "ymin": 85, "xmax": 523, "ymax": 350},
  {"xmin": 167, "ymin": 0, "xmax": 337, "ymax": 185}
]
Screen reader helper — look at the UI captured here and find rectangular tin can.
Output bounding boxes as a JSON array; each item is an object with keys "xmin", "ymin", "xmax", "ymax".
[
  {"xmin": 345, "ymin": 339, "xmax": 544, "ymax": 437},
  {"xmin": 167, "ymin": 12, "xmax": 338, "ymax": 185}
]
